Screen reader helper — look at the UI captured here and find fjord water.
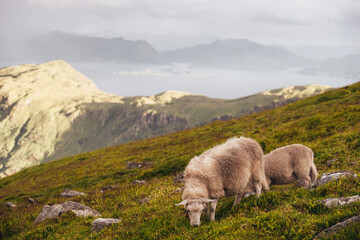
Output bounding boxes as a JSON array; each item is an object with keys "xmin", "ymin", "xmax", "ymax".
[
  {"xmin": 1, "ymin": 61, "xmax": 353, "ymax": 99},
  {"xmin": 71, "ymin": 62, "xmax": 353, "ymax": 99}
]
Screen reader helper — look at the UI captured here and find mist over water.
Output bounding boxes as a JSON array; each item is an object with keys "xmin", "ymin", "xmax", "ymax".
[{"xmin": 71, "ymin": 62, "xmax": 353, "ymax": 99}]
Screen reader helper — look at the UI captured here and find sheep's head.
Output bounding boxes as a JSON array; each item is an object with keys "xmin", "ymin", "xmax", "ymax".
[{"xmin": 175, "ymin": 198, "xmax": 216, "ymax": 227}]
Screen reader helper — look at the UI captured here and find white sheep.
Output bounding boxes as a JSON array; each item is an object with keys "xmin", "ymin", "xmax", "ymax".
[
  {"xmin": 264, "ymin": 144, "xmax": 318, "ymax": 187},
  {"xmin": 176, "ymin": 137, "xmax": 268, "ymax": 227}
]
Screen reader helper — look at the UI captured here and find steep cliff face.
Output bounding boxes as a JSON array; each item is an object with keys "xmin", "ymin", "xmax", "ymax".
[
  {"xmin": 0, "ymin": 60, "xmax": 124, "ymax": 177},
  {"xmin": 0, "ymin": 60, "xmax": 331, "ymax": 178}
]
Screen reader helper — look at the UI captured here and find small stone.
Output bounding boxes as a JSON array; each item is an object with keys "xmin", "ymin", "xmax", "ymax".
[
  {"xmin": 132, "ymin": 180, "xmax": 146, "ymax": 184},
  {"xmin": 313, "ymin": 215, "xmax": 360, "ymax": 239},
  {"xmin": 350, "ymin": 162, "xmax": 355, "ymax": 166},
  {"xmin": 310, "ymin": 171, "xmax": 357, "ymax": 189},
  {"xmin": 28, "ymin": 198, "xmax": 35, "ymax": 204},
  {"xmin": 140, "ymin": 197, "xmax": 151, "ymax": 204},
  {"xmin": 174, "ymin": 187, "xmax": 185, "ymax": 192},
  {"xmin": 173, "ymin": 172, "xmax": 185, "ymax": 183},
  {"xmin": 34, "ymin": 201, "xmax": 101, "ymax": 224},
  {"xmin": 326, "ymin": 159, "xmax": 338, "ymax": 167},
  {"xmin": 100, "ymin": 185, "xmax": 115, "ymax": 193},
  {"xmin": 126, "ymin": 161, "xmax": 143, "ymax": 169},
  {"xmin": 126, "ymin": 161, "xmax": 154, "ymax": 169},
  {"xmin": 4, "ymin": 202, "xmax": 16, "ymax": 208},
  {"xmin": 92, "ymin": 218, "xmax": 121, "ymax": 233},
  {"xmin": 60, "ymin": 189, "xmax": 86, "ymax": 198},
  {"xmin": 318, "ymin": 195, "xmax": 360, "ymax": 208}
]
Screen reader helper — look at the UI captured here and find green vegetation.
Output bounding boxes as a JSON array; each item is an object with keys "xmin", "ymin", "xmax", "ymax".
[
  {"xmin": 1, "ymin": 60, "xmax": 330, "ymax": 178},
  {"xmin": 0, "ymin": 82, "xmax": 359, "ymax": 239}
]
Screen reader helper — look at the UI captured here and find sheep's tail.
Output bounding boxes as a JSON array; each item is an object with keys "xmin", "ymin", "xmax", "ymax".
[{"xmin": 309, "ymin": 151, "xmax": 318, "ymax": 182}]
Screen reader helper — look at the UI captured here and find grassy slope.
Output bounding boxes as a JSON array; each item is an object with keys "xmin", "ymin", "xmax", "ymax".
[{"xmin": 0, "ymin": 82, "xmax": 359, "ymax": 239}]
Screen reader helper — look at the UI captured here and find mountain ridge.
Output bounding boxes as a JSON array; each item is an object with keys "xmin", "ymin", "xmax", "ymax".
[
  {"xmin": 0, "ymin": 60, "xmax": 331, "ymax": 177},
  {"xmin": 162, "ymin": 38, "xmax": 316, "ymax": 70}
]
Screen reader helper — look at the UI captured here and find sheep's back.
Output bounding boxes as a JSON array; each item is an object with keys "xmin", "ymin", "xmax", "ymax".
[{"xmin": 185, "ymin": 137, "xmax": 263, "ymax": 198}]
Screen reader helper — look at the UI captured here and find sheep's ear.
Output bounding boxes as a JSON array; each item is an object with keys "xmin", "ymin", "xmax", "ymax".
[
  {"xmin": 175, "ymin": 200, "xmax": 188, "ymax": 206},
  {"xmin": 201, "ymin": 198, "xmax": 217, "ymax": 203}
]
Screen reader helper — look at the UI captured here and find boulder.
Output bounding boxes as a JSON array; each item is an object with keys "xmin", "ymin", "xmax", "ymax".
[
  {"xmin": 100, "ymin": 185, "xmax": 115, "ymax": 193},
  {"xmin": 140, "ymin": 197, "xmax": 151, "ymax": 205},
  {"xmin": 310, "ymin": 171, "xmax": 357, "ymax": 189},
  {"xmin": 132, "ymin": 180, "xmax": 146, "ymax": 184},
  {"xmin": 172, "ymin": 172, "xmax": 185, "ymax": 183},
  {"xmin": 126, "ymin": 161, "xmax": 154, "ymax": 169},
  {"xmin": 92, "ymin": 218, "xmax": 121, "ymax": 233},
  {"xmin": 34, "ymin": 201, "xmax": 101, "ymax": 224},
  {"xmin": 4, "ymin": 202, "xmax": 16, "ymax": 208},
  {"xmin": 326, "ymin": 159, "xmax": 338, "ymax": 167},
  {"xmin": 313, "ymin": 215, "xmax": 360, "ymax": 239},
  {"xmin": 318, "ymin": 195, "xmax": 360, "ymax": 208},
  {"xmin": 60, "ymin": 189, "xmax": 86, "ymax": 198}
]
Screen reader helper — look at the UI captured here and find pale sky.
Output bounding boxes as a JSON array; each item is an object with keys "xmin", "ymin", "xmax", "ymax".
[{"xmin": 0, "ymin": 0, "xmax": 359, "ymax": 51}]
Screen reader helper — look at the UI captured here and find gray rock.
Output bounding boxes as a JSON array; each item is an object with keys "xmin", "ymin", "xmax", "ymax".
[
  {"xmin": 310, "ymin": 171, "xmax": 357, "ymax": 189},
  {"xmin": 318, "ymin": 195, "xmax": 360, "ymax": 208},
  {"xmin": 28, "ymin": 198, "xmax": 35, "ymax": 204},
  {"xmin": 100, "ymin": 185, "xmax": 115, "ymax": 193},
  {"xmin": 92, "ymin": 218, "xmax": 121, "ymax": 233},
  {"xmin": 126, "ymin": 161, "xmax": 154, "ymax": 169},
  {"xmin": 132, "ymin": 180, "xmax": 146, "ymax": 184},
  {"xmin": 4, "ymin": 202, "xmax": 16, "ymax": 208},
  {"xmin": 140, "ymin": 197, "xmax": 151, "ymax": 204},
  {"xmin": 60, "ymin": 189, "xmax": 86, "ymax": 198},
  {"xmin": 34, "ymin": 201, "xmax": 101, "ymax": 224},
  {"xmin": 174, "ymin": 187, "xmax": 185, "ymax": 192},
  {"xmin": 172, "ymin": 172, "xmax": 185, "ymax": 183},
  {"xmin": 313, "ymin": 215, "xmax": 360, "ymax": 239},
  {"xmin": 326, "ymin": 159, "xmax": 338, "ymax": 167}
]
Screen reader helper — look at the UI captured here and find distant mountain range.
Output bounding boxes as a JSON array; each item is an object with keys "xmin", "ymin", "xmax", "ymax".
[
  {"xmin": 298, "ymin": 54, "xmax": 360, "ymax": 80},
  {"xmin": 1, "ymin": 32, "xmax": 314, "ymax": 70},
  {"xmin": 162, "ymin": 39, "xmax": 316, "ymax": 70},
  {"xmin": 0, "ymin": 60, "xmax": 331, "ymax": 178},
  {"xmin": 1, "ymin": 32, "xmax": 165, "ymax": 64}
]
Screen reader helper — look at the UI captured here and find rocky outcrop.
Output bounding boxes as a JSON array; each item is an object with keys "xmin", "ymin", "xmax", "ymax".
[
  {"xmin": 34, "ymin": 201, "xmax": 100, "ymax": 224},
  {"xmin": 310, "ymin": 171, "xmax": 357, "ymax": 189},
  {"xmin": 60, "ymin": 189, "xmax": 86, "ymax": 198},
  {"xmin": 91, "ymin": 218, "xmax": 121, "ymax": 233},
  {"xmin": 313, "ymin": 215, "xmax": 360, "ymax": 239},
  {"xmin": 0, "ymin": 60, "xmax": 123, "ymax": 178},
  {"xmin": 318, "ymin": 195, "xmax": 360, "ymax": 208}
]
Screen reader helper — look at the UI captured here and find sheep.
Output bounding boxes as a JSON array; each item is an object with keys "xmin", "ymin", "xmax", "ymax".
[
  {"xmin": 264, "ymin": 144, "xmax": 318, "ymax": 187},
  {"xmin": 175, "ymin": 137, "xmax": 268, "ymax": 227}
]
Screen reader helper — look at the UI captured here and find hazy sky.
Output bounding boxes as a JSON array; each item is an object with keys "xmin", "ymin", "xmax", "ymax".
[{"xmin": 1, "ymin": 0, "xmax": 359, "ymax": 51}]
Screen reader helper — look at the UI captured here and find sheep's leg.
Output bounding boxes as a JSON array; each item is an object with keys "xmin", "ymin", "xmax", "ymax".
[
  {"xmin": 294, "ymin": 171, "xmax": 312, "ymax": 187},
  {"xmin": 232, "ymin": 194, "xmax": 243, "ymax": 207},
  {"xmin": 255, "ymin": 182, "xmax": 262, "ymax": 197},
  {"xmin": 204, "ymin": 203, "xmax": 210, "ymax": 218},
  {"xmin": 209, "ymin": 200, "xmax": 218, "ymax": 222}
]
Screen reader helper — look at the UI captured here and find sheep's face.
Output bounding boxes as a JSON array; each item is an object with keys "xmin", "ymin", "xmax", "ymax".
[
  {"xmin": 185, "ymin": 200, "xmax": 205, "ymax": 227},
  {"xmin": 176, "ymin": 198, "xmax": 216, "ymax": 227}
]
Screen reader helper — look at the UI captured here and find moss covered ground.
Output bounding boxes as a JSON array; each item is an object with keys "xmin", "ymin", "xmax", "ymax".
[{"xmin": 0, "ymin": 82, "xmax": 359, "ymax": 239}]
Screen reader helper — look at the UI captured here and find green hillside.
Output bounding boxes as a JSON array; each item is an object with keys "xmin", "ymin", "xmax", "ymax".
[
  {"xmin": 0, "ymin": 82, "xmax": 359, "ymax": 239},
  {"xmin": 0, "ymin": 60, "xmax": 330, "ymax": 178}
]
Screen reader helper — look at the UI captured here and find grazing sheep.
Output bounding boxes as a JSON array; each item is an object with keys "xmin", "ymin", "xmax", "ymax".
[
  {"xmin": 264, "ymin": 144, "xmax": 318, "ymax": 187},
  {"xmin": 176, "ymin": 137, "xmax": 268, "ymax": 227}
]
